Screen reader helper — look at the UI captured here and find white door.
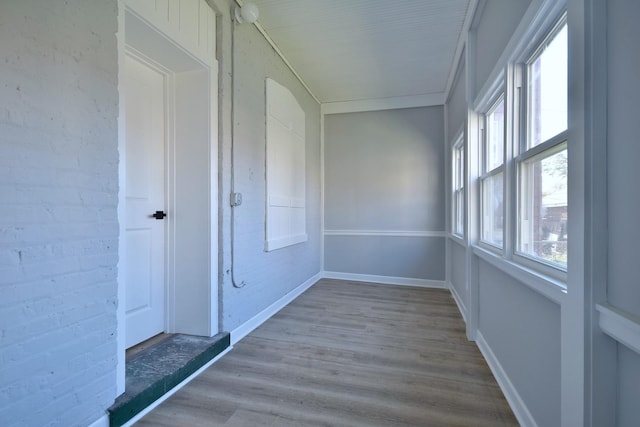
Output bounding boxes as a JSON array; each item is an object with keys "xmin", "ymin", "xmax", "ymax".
[{"xmin": 124, "ymin": 53, "xmax": 167, "ymax": 348}]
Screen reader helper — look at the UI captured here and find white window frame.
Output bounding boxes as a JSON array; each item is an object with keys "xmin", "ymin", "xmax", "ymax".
[
  {"xmin": 479, "ymin": 95, "xmax": 505, "ymax": 250},
  {"xmin": 513, "ymin": 15, "xmax": 568, "ymax": 278},
  {"xmin": 451, "ymin": 133, "xmax": 465, "ymax": 238}
]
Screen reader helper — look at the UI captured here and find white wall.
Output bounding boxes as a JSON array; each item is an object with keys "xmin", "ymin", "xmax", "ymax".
[
  {"xmin": 323, "ymin": 107, "xmax": 445, "ymax": 284},
  {"xmin": 0, "ymin": 1, "xmax": 119, "ymax": 425},
  {"xmin": 217, "ymin": 5, "xmax": 322, "ymax": 332}
]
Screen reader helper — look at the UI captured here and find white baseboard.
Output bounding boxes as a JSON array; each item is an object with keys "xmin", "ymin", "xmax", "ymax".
[
  {"xmin": 322, "ymin": 271, "xmax": 447, "ymax": 289},
  {"xmin": 447, "ymin": 281, "xmax": 467, "ymax": 324},
  {"xmin": 121, "ymin": 347, "xmax": 233, "ymax": 427},
  {"xmin": 88, "ymin": 413, "xmax": 109, "ymax": 427},
  {"xmin": 230, "ymin": 272, "xmax": 322, "ymax": 345},
  {"xmin": 476, "ymin": 332, "xmax": 538, "ymax": 427}
]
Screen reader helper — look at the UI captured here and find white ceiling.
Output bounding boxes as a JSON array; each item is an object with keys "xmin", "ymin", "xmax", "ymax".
[{"xmin": 249, "ymin": 0, "xmax": 472, "ymax": 106}]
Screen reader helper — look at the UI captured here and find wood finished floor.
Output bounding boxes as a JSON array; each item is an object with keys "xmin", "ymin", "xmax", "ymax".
[{"xmin": 136, "ymin": 279, "xmax": 518, "ymax": 426}]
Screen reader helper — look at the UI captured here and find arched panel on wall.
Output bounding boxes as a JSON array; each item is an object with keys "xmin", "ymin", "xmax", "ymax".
[{"xmin": 265, "ymin": 78, "xmax": 307, "ymax": 251}]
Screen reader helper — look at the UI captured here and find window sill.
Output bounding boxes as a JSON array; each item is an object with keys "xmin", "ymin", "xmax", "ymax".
[
  {"xmin": 448, "ymin": 233, "xmax": 467, "ymax": 248},
  {"xmin": 472, "ymin": 245, "xmax": 566, "ymax": 305}
]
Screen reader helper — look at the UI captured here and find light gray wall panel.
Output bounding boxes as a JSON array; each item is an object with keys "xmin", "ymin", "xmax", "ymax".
[
  {"xmin": 617, "ymin": 345, "xmax": 640, "ymax": 427},
  {"xmin": 478, "ymin": 260, "xmax": 561, "ymax": 427},
  {"xmin": 446, "ymin": 56, "xmax": 466, "ymax": 140},
  {"xmin": 607, "ymin": 0, "xmax": 640, "ymax": 317},
  {"xmin": 450, "ymin": 241, "xmax": 466, "ymax": 307},
  {"xmin": 217, "ymin": 5, "xmax": 322, "ymax": 332},
  {"xmin": 325, "ymin": 235, "xmax": 445, "ymax": 281},
  {"xmin": 606, "ymin": 2, "xmax": 640, "ymax": 424},
  {"xmin": 325, "ymin": 107, "xmax": 445, "ymax": 232},
  {"xmin": 474, "ymin": 0, "xmax": 530, "ymax": 96}
]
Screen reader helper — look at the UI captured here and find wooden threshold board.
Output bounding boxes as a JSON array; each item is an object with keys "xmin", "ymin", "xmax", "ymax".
[
  {"xmin": 135, "ymin": 279, "xmax": 518, "ymax": 426},
  {"xmin": 109, "ymin": 332, "xmax": 230, "ymax": 427}
]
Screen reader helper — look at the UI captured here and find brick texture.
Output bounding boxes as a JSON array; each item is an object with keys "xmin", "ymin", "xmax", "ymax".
[{"xmin": 0, "ymin": 1, "xmax": 119, "ymax": 426}]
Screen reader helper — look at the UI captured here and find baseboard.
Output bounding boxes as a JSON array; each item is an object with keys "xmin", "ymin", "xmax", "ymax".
[
  {"xmin": 447, "ymin": 281, "xmax": 467, "ymax": 324},
  {"xmin": 230, "ymin": 272, "xmax": 322, "ymax": 345},
  {"xmin": 322, "ymin": 271, "xmax": 447, "ymax": 289},
  {"xmin": 475, "ymin": 332, "xmax": 538, "ymax": 427},
  {"xmin": 88, "ymin": 414, "xmax": 109, "ymax": 427},
  {"xmin": 120, "ymin": 347, "xmax": 232, "ymax": 427}
]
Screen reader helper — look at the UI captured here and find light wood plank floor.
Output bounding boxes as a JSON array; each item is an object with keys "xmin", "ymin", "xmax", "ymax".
[{"xmin": 136, "ymin": 279, "xmax": 518, "ymax": 426}]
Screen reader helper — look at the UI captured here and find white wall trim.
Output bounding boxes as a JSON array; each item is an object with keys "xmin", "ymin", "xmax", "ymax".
[
  {"xmin": 321, "ymin": 93, "xmax": 446, "ymax": 115},
  {"xmin": 88, "ymin": 413, "xmax": 109, "ymax": 427},
  {"xmin": 473, "ymin": 245, "xmax": 566, "ymax": 305},
  {"xmin": 323, "ymin": 271, "xmax": 447, "ymax": 289},
  {"xmin": 476, "ymin": 332, "xmax": 538, "ymax": 427},
  {"xmin": 230, "ymin": 273, "xmax": 321, "ymax": 345},
  {"xmin": 448, "ymin": 281, "xmax": 467, "ymax": 323},
  {"xmin": 324, "ymin": 229, "xmax": 447, "ymax": 238},
  {"xmin": 597, "ymin": 303, "xmax": 640, "ymax": 356},
  {"xmin": 120, "ymin": 347, "xmax": 232, "ymax": 427}
]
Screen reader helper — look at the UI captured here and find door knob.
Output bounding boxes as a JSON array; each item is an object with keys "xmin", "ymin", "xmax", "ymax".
[{"xmin": 152, "ymin": 210, "xmax": 166, "ymax": 220}]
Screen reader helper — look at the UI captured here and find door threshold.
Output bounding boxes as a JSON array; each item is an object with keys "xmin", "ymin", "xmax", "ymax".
[
  {"xmin": 109, "ymin": 332, "xmax": 230, "ymax": 427},
  {"xmin": 125, "ymin": 333, "xmax": 173, "ymax": 361}
]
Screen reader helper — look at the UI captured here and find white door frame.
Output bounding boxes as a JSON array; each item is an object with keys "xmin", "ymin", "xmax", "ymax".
[
  {"xmin": 116, "ymin": 1, "xmax": 219, "ymax": 395},
  {"xmin": 122, "ymin": 47, "xmax": 171, "ymax": 349}
]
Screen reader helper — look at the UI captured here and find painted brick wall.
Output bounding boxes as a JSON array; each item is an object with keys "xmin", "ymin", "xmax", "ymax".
[
  {"xmin": 0, "ymin": 1, "xmax": 119, "ymax": 426},
  {"xmin": 214, "ymin": 0, "xmax": 322, "ymax": 333}
]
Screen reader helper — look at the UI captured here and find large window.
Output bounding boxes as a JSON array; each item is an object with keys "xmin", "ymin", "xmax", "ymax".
[
  {"xmin": 471, "ymin": 13, "xmax": 568, "ymax": 278},
  {"xmin": 517, "ymin": 18, "xmax": 568, "ymax": 269},
  {"xmin": 452, "ymin": 134, "xmax": 465, "ymax": 237},
  {"xmin": 480, "ymin": 97, "xmax": 505, "ymax": 247}
]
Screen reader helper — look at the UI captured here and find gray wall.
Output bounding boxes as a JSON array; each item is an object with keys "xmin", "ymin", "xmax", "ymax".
[
  {"xmin": 447, "ymin": 56, "xmax": 467, "ymax": 141},
  {"xmin": 448, "ymin": 1, "xmax": 564, "ymax": 425},
  {"xmin": 478, "ymin": 263, "xmax": 561, "ymax": 426},
  {"xmin": 449, "ymin": 241, "xmax": 466, "ymax": 309},
  {"xmin": 218, "ymin": 8, "xmax": 322, "ymax": 332},
  {"xmin": 474, "ymin": 0, "xmax": 531, "ymax": 96},
  {"xmin": 607, "ymin": 0, "xmax": 640, "ymax": 318},
  {"xmin": 0, "ymin": 1, "xmax": 119, "ymax": 425},
  {"xmin": 606, "ymin": 1, "xmax": 640, "ymax": 424},
  {"xmin": 324, "ymin": 107, "xmax": 445, "ymax": 282},
  {"xmin": 325, "ymin": 235, "xmax": 445, "ymax": 280},
  {"xmin": 446, "ymin": 55, "xmax": 467, "ymax": 307}
]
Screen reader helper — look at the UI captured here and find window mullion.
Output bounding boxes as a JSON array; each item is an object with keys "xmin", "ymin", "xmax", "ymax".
[{"xmin": 504, "ymin": 65, "xmax": 515, "ymax": 260}]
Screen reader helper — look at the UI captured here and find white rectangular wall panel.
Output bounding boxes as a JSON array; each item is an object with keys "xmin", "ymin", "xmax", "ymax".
[{"xmin": 265, "ymin": 78, "xmax": 307, "ymax": 251}]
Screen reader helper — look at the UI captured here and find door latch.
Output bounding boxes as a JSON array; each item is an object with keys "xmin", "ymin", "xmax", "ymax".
[{"xmin": 152, "ymin": 210, "xmax": 166, "ymax": 220}]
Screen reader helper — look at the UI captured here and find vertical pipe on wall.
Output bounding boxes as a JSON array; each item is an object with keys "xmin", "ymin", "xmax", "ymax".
[{"xmin": 229, "ymin": 9, "xmax": 246, "ymax": 288}]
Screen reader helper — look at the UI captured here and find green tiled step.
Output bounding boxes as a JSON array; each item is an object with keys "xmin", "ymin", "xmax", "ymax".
[{"xmin": 108, "ymin": 332, "xmax": 230, "ymax": 427}]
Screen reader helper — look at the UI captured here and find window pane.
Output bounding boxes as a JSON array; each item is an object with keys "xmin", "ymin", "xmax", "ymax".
[
  {"xmin": 518, "ymin": 148, "xmax": 568, "ymax": 266},
  {"xmin": 486, "ymin": 98, "xmax": 504, "ymax": 171},
  {"xmin": 452, "ymin": 141, "xmax": 464, "ymax": 237},
  {"xmin": 455, "ymin": 189, "xmax": 464, "ymax": 235},
  {"xmin": 528, "ymin": 24, "xmax": 567, "ymax": 147},
  {"xmin": 481, "ymin": 173, "xmax": 504, "ymax": 247}
]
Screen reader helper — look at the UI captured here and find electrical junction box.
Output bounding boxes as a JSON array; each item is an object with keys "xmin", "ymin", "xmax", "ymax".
[{"xmin": 231, "ymin": 192, "xmax": 243, "ymax": 207}]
